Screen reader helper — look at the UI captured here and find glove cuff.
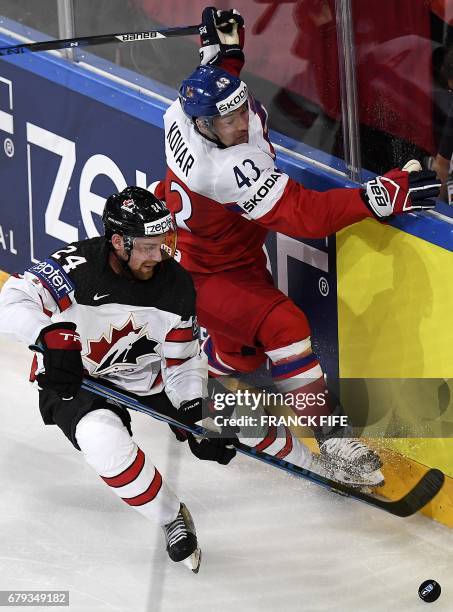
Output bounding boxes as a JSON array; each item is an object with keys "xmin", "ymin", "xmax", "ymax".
[
  {"xmin": 35, "ymin": 322, "xmax": 81, "ymax": 351},
  {"xmin": 178, "ymin": 398, "xmax": 203, "ymax": 425},
  {"xmin": 359, "ymin": 189, "xmax": 390, "ymax": 221},
  {"xmin": 199, "ymin": 44, "xmax": 244, "ymax": 66},
  {"xmin": 38, "ymin": 321, "xmax": 77, "ymax": 339}
]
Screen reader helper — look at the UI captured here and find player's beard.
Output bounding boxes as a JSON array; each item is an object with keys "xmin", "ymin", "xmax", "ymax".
[{"xmin": 132, "ymin": 261, "xmax": 159, "ymax": 280}]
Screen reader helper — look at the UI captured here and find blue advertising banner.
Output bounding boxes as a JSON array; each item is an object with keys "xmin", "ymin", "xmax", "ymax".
[{"xmin": 0, "ymin": 60, "xmax": 166, "ymax": 269}]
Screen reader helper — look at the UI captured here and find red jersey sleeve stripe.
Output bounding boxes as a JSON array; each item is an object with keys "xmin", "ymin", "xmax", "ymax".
[
  {"xmin": 38, "ymin": 295, "xmax": 53, "ymax": 318},
  {"xmin": 58, "ymin": 294, "xmax": 72, "ymax": 312},
  {"xmin": 166, "ymin": 357, "xmax": 187, "ymax": 368},
  {"xmin": 101, "ymin": 448, "xmax": 145, "ymax": 488},
  {"xmin": 166, "ymin": 328, "xmax": 194, "ymax": 342},
  {"xmin": 151, "ymin": 372, "xmax": 163, "ymax": 388},
  {"xmin": 123, "ymin": 469, "xmax": 163, "ymax": 506},
  {"xmin": 29, "ymin": 354, "xmax": 38, "ymax": 382}
]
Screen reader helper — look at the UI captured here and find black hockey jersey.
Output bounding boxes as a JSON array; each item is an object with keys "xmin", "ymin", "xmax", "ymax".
[{"xmin": 0, "ymin": 238, "xmax": 206, "ymax": 406}]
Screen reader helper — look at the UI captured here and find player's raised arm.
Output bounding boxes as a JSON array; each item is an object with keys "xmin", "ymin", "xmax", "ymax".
[{"xmin": 198, "ymin": 6, "xmax": 245, "ymax": 75}]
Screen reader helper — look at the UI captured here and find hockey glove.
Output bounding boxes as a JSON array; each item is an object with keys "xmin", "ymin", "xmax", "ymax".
[
  {"xmin": 199, "ymin": 6, "xmax": 244, "ymax": 66},
  {"xmin": 362, "ymin": 159, "xmax": 440, "ymax": 219},
  {"xmin": 170, "ymin": 397, "xmax": 237, "ymax": 465},
  {"xmin": 168, "ymin": 396, "xmax": 203, "ymax": 441},
  {"xmin": 178, "ymin": 397, "xmax": 204, "ymax": 424},
  {"xmin": 187, "ymin": 433, "xmax": 237, "ymax": 465},
  {"xmin": 32, "ymin": 322, "xmax": 83, "ymax": 400}
]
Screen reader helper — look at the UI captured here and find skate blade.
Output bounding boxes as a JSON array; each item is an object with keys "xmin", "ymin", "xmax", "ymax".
[
  {"xmin": 182, "ymin": 547, "xmax": 202, "ymax": 573},
  {"xmin": 331, "ymin": 468, "xmax": 385, "ymax": 489}
]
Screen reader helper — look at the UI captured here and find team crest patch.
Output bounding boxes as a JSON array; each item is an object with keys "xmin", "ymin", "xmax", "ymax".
[
  {"xmin": 86, "ymin": 316, "xmax": 159, "ymax": 375},
  {"xmin": 120, "ymin": 198, "xmax": 138, "ymax": 212},
  {"xmin": 216, "ymin": 77, "xmax": 230, "ymax": 89}
]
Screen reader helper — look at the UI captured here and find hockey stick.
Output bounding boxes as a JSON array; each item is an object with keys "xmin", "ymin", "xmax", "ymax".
[
  {"xmin": 0, "ymin": 25, "xmax": 200, "ymax": 57},
  {"xmin": 81, "ymin": 377, "xmax": 445, "ymax": 517}
]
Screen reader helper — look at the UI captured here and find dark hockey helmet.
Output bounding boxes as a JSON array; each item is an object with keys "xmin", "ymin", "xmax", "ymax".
[
  {"xmin": 102, "ymin": 186, "xmax": 176, "ymax": 257},
  {"xmin": 179, "ymin": 65, "xmax": 248, "ymax": 120}
]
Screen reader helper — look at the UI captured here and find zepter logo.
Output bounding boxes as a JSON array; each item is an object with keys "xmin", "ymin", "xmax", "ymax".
[{"xmin": 143, "ymin": 214, "xmax": 174, "ymax": 235}]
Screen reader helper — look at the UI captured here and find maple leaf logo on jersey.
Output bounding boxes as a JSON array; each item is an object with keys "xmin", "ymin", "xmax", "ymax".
[{"xmin": 85, "ymin": 316, "xmax": 159, "ymax": 375}]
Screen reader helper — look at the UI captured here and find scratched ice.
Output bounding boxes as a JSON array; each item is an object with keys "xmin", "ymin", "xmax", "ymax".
[{"xmin": 0, "ymin": 337, "xmax": 452, "ymax": 612}]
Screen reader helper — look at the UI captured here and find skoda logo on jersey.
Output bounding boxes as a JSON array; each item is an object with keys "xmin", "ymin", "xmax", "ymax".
[{"xmin": 216, "ymin": 82, "xmax": 248, "ymax": 115}]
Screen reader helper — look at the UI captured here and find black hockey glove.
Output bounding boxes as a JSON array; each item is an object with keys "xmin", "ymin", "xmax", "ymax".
[
  {"xmin": 199, "ymin": 6, "xmax": 244, "ymax": 66},
  {"xmin": 362, "ymin": 160, "xmax": 440, "ymax": 219},
  {"xmin": 178, "ymin": 397, "xmax": 204, "ymax": 424},
  {"xmin": 168, "ymin": 397, "xmax": 203, "ymax": 442},
  {"xmin": 31, "ymin": 322, "xmax": 83, "ymax": 400},
  {"xmin": 187, "ymin": 433, "xmax": 237, "ymax": 465},
  {"xmin": 169, "ymin": 397, "xmax": 237, "ymax": 465}
]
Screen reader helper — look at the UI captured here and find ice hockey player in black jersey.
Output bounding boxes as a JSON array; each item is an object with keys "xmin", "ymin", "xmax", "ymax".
[{"xmin": 0, "ymin": 186, "xmax": 237, "ymax": 572}]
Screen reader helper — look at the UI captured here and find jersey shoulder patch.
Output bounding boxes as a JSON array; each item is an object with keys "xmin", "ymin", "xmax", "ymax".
[
  {"xmin": 28, "ymin": 258, "xmax": 75, "ymax": 311},
  {"xmin": 32, "ymin": 237, "xmax": 106, "ymax": 308}
]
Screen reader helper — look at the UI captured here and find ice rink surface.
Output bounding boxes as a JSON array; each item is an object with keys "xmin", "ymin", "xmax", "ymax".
[{"xmin": 0, "ymin": 337, "xmax": 452, "ymax": 612}]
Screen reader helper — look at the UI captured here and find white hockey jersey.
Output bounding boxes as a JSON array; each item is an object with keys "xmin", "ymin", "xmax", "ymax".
[
  {"xmin": 0, "ymin": 238, "xmax": 206, "ymax": 406},
  {"xmin": 158, "ymin": 92, "xmax": 372, "ymax": 274}
]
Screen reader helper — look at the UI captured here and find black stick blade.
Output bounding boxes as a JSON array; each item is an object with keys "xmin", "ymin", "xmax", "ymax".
[{"xmin": 382, "ymin": 468, "xmax": 445, "ymax": 517}]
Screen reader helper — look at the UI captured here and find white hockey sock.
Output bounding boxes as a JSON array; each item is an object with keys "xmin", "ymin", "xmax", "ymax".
[{"xmin": 75, "ymin": 409, "xmax": 180, "ymax": 526}]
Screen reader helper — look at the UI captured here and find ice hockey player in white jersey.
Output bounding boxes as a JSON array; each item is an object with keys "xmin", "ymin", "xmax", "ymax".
[
  {"xmin": 0, "ymin": 186, "xmax": 240, "ymax": 572},
  {"xmin": 155, "ymin": 7, "xmax": 441, "ymax": 488}
]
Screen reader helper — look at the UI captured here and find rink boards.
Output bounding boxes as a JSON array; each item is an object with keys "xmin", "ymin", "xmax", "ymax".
[
  {"xmin": 0, "ymin": 21, "xmax": 452, "ymax": 525},
  {"xmin": 337, "ymin": 219, "xmax": 453, "ymax": 525}
]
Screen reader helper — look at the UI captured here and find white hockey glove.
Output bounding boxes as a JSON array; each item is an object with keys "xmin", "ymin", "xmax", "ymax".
[
  {"xmin": 199, "ymin": 6, "xmax": 244, "ymax": 66},
  {"xmin": 362, "ymin": 159, "xmax": 440, "ymax": 219}
]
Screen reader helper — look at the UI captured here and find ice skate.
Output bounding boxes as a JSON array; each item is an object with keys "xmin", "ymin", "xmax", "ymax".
[
  {"xmin": 318, "ymin": 438, "xmax": 384, "ymax": 488},
  {"xmin": 163, "ymin": 503, "xmax": 201, "ymax": 573}
]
